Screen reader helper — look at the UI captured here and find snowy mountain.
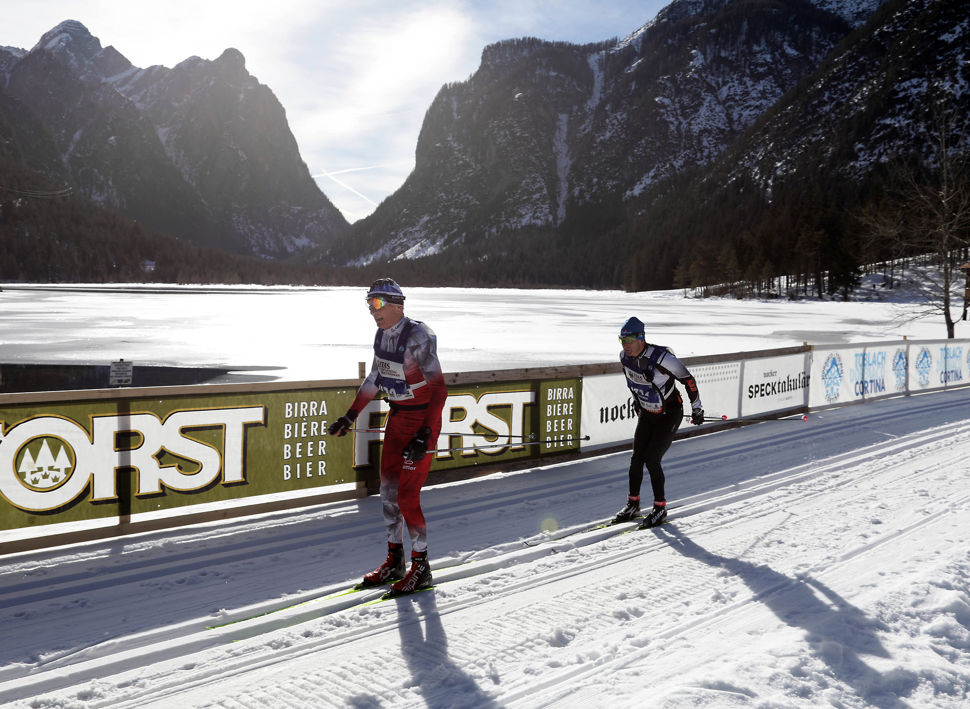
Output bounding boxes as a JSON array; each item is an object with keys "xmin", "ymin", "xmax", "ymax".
[
  {"xmin": 325, "ymin": 0, "xmax": 968, "ymax": 294},
  {"xmin": 328, "ymin": 0, "xmax": 889, "ymax": 267},
  {"xmin": 0, "ymin": 20, "xmax": 348, "ymax": 259},
  {"xmin": 726, "ymin": 0, "xmax": 970, "ymax": 189}
]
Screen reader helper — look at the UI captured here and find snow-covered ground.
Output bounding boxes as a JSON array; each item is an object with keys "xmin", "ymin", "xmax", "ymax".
[
  {"xmin": 1, "ymin": 387, "xmax": 968, "ymax": 707},
  {"xmin": 1, "ymin": 284, "xmax": 968, "ymax": 707}
]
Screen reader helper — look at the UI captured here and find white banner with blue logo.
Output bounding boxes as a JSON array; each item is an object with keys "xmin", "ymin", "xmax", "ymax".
[
  {"xmin": 909, "ymin": 339, "xmax": 970, "ymax": 392},
  {"xmin": 810, "ymin": 339, "xmax": 970, "ymax": 407}
]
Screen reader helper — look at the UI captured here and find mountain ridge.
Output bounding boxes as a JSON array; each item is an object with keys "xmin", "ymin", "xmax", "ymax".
[{"xmin": 1, "ymin": 20, "xmax": 348, "ymax": 259}]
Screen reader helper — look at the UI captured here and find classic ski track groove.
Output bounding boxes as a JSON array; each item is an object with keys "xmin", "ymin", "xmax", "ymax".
[
  {"xmin": 111, "ymin": 420, "xmax": 970, "ymax": 709},
  {"xmin": 506, "ymin": 496, "xmax": 970, "ymax": 707},
  {"xmin": 3, "ymin": 417, "xmax": 968, "ymax": 705}
]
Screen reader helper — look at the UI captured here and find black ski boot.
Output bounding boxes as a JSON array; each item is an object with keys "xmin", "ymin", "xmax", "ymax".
[
  {"xmin": 355, "ymin": 542, "xmax": 405, "ymax": 589},
  {"xmin": 639, "ymin": 502, "xmax": 668, "ymax": 529},
  {"xmin": 612, "ymin": 496, "xmax": 641, "ymax": 523},
  {"xmin": 385, "ymin": 551, "xmax": 433, "ymax": 598}
]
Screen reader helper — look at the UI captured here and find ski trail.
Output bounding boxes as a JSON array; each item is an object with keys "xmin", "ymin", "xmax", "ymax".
[{"xmin": 9, "ymin": 414, "xmax": 967, "ymax": 708}]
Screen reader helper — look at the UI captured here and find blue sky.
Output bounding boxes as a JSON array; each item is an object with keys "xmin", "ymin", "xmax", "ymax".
[{"xmin": 6, "ymin": 1, "xmax": 670, "ymax": 222}]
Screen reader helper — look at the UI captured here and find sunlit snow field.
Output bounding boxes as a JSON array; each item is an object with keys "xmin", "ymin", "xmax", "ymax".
[
  {"xmin": 0, "ymin": 283, "xmax": 948, "ymax": 380},
  {"xmin": 1, "ymin": 282, "xmax": 969, "ymax": 707}
]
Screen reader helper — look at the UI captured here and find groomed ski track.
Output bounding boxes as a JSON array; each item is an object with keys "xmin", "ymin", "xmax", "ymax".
[{"xmin": 2, "ymin": 388, "xmax": 969, "ymax": 707}]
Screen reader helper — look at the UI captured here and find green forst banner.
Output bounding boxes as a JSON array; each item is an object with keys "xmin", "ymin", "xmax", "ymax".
[{"xmin": 0, "ymin": 376, "xmax": 582, "ymax": 531}]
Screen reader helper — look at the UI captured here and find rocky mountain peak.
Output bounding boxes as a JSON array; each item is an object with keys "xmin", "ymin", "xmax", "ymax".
[
  {"xmin": 214, "ymin": 47, "xmax": 247, "ymax": 77},
  {"xmin": 33, "ymin": 20, "xmax": 102, "ymax": 70},
  {"xmin": 2, "ymin": 20, "xmax": 349, "ymax": 259}
]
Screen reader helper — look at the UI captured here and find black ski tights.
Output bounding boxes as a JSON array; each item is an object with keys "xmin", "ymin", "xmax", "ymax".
[{"xmin": 628, "ymin": 401, "xmax": 683, "ymax": 502}]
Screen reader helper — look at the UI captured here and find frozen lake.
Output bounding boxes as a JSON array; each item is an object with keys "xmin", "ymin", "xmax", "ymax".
[{"xmin": 0, "ymin": 283, "xmax": 948, "ymax": 382}]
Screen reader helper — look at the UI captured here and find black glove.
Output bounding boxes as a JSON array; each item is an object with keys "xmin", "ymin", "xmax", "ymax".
[
  {"xmin": 690, "ymin": 408, "xmax": 705, "ymax": 426},
  {"xmin": 327, "ymin": 414, "xmax": 353, "ymax": 437},
  {"xmin": 403, "ymin": 426, "xmax": 432, "ymax": 462}
]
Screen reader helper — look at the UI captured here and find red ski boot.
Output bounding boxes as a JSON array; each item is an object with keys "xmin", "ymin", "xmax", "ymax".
[
  {"xmin": 384, "ymin": 551, "xmax": 433, "ymax": 598},
  {"xmin": 355, "ymin": 542, "xmax": 405, "ymax": 589}
]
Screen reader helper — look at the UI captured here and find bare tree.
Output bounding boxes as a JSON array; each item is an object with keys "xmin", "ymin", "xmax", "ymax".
[{"xmin": 860, "ymin": 101, "xmax": 970, "ymax": 338}]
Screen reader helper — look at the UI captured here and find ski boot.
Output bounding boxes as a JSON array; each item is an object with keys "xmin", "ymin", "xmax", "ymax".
[
  {"xmin": 385, "ymin": 551, "xmax": 433, "ymax": 598},
  {"xmin": 612, "ymin": 496, "xmax": 641, "ymax": 524},
  {"xmin": 355, "ymin": 542, "xmax": 405, "ymax": 589},
  {"xmin": 638, "ymin": 502, "xmax": 668, "ymax": 529}
]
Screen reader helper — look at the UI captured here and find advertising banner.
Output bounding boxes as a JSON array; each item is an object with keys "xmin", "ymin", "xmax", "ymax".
[
  {"xmin": 4, "ymin": 338, "xmax": 967, "ymax": 543},
  {"xmin": 848, "ymin": 343, "xmax": 909, "ymax": 401},
  {"xmin": 909, "ymin": 340, "xmax": 970, "ymax": 393},
  {"xmin": 692, "ymin": 360, "xmax": 743, "ymax": 420},
  {"xmin": 1, "ymin": 375, "xmax": 583, "ymax": 534},
  {"xmin": 581, "ymin": 358, "xmax": 744, "ymax": 449},
  {"xmin": 741, "ymin": 353, "xmax": 810, "ymax": 416},
  {"xmin": 810, "ymin": 346, "xmax": 864, "ymax": 408},
  {"xmin": 537, "ymin": 377, "xmax": 583, "ymax": 455},
  {"xmin": 581, "ymin": 373, "xmax": 636, "ymax": 450},
  {"xmin": 0, "ymin": 387, "xmax": 357, "ymax": 532}
]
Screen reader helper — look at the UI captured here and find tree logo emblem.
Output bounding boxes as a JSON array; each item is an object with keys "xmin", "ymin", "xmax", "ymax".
[{"xmin": 15, "ymin": 437, "xmax": 76, "ymax": 492}]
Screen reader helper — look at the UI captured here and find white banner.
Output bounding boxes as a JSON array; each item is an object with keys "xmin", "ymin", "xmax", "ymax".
[
  {"xmin": 909, "ymin": 340, "xmax": 970, "ymax": 392},
  {"xmin": 578, "ymin": 339, "xmax": 968, "ymax": 449},
  {"xmin": 741, "ymin": 353, "xmax": 810, "ymax": 416},
  {"xmin": 581, "ymin": 373, "xmax": 637, "ymax": 450},
  {"xmin": 810, "ymin": 345, "xmax": 864, "ymax": 407},
  {"xmin": 849, "ymin": 343, "xmax": 909, "ymax": 400},
  {"xmin": 580, "ymin": 358, "xmax": 744, "ymax": 449},
  {"xmin": 690, "ymin": 360, "xmax": 742, "ymax": 420}
]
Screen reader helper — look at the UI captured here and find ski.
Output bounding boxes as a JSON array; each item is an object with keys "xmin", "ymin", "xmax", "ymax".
[
  {"xmin": 207, "ymin": 556, "xmax": 470, "ymax": 629},
  {"xmin": 380, "ymin": 584, "xmax": 435, "ymax": 601},
  {"xmin": 523, "ymin": 505, "xmax": 682, "ymax": 547},
  {"xmin": 353, "ymin": 577, "xmax": 400, "ymax": 591},
  {"xmin": 205, "ymin": 583, "xmax": 374, "ymax": 629}
]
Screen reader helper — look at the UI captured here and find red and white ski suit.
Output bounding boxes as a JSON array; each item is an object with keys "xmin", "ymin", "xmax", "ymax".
[{"xmin": 348, "ymin": 316, "xmax": 447, "ymax": 553}]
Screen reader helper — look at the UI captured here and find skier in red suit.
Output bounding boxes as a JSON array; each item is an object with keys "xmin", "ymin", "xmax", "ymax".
[{"xmin": 328, "ymin": 278, "xmax": 448, "ymax": 595}]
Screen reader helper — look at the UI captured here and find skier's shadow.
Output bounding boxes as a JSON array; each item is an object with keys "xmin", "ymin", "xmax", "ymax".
[
  {"xmin": 394, "ymin": 592, "xmax": 501, "ymax": 709},
  {"xmin": 656, "ymin": 525, "xmax": 918, "ymax": 709}
]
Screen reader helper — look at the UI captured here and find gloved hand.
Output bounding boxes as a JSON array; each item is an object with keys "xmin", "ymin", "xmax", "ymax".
[
  {"xmin": 403, "ymin": 426, "xmax": 432, "ymax": 462},
  {"xmin": 327, "ymin": 414, "xmax": 353, "ymax": 437},
  {"xmin": 690, "ymin": 408, "xmax": 705, "ymax": 426}
]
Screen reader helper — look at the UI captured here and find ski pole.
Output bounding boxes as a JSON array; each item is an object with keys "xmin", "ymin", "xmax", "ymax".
[
  {"xmin": 740, "ymin": 414, "xmax": 809, "ymax": 422},
  {"xmin": 346, "ymin": 428, "xmax": 541, "ymax": 440},
  {"xmin": 685, "ymin": 414, "xmax": 808, "ymax": 423},
  {"xmin": 426, "ymin": 436, "xmax": 590, "ymax": 455},
  {"xmin": 439, "ymin": 431, "xmax": 538, "ymax": 440}
]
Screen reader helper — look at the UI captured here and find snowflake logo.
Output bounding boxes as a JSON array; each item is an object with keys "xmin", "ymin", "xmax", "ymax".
[
  {"xmin": 915, "ymin": 347, "xmax": 933, "ymax": 388},
  {"xmin": 821, "ymin": 353, "xmax": 844, "ymax": 402},
  {"xmin": 891, "ymin": 348, "xmax": 907, "ymax": 391}
]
